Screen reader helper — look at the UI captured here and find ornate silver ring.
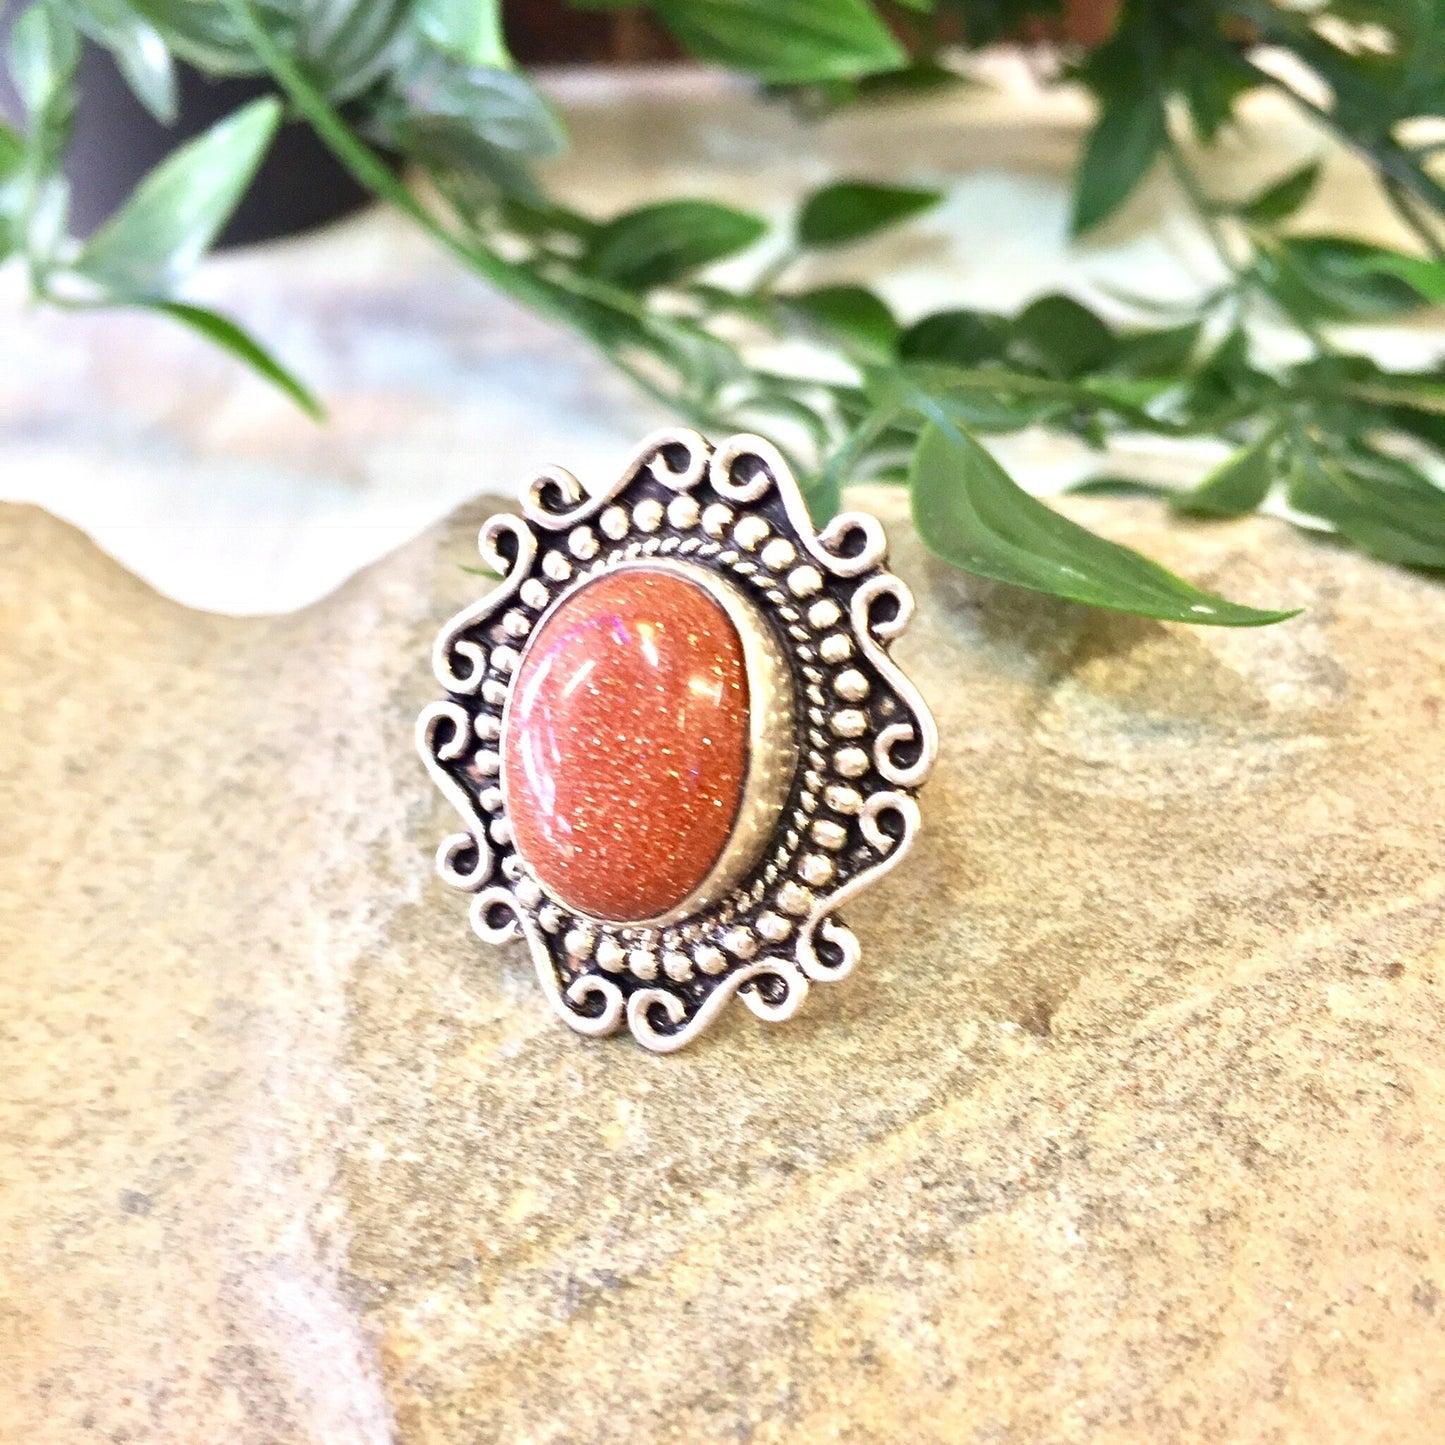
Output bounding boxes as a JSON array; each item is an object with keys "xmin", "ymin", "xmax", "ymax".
[{"xmin": 417, "ymin": 429, "xmax": 936, "ymax": 1052}]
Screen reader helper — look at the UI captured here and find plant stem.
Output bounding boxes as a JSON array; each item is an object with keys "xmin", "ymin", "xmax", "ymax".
[
  {"xmin": 1234, "ymin": 48, "xmax": 1445, "ymax": 220},
  {"xmin": 1381, "ymin": 176, "xmax": 1445, "ymax": 261},
  {"xmin": 1163, "ymin": 137, "xmax": 1238, "ymax": 279},
  {"xmin": 225, "ymin": 1, "xmax": 572, "ymax": 322},
  {"xmin": 750, "ymin": 245, "xmax": 801, "ymax": 296},
  {"xmin": 817, "ymin": 404, "xmax": 899, "ymax": 500},
  {"xmin": 222, "ymin": 0, "xmax": 736, "ymax": 436}
]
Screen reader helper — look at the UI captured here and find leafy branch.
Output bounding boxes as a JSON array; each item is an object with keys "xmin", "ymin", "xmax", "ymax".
[{"xmin": 3, "ymin": 0, "xmax": 1445, "ymax": 623}]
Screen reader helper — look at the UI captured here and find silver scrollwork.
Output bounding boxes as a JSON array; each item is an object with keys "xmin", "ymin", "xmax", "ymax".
[
  {"xmin": 524, "ymin": 428, "xmax": 711, "ymax": 530},
  {"xmin": 416, "ymin": 701, "xmax": 492, "ymax": 891},
  {"xmin": 419, "ymin": 429, "xmax": 935, "ymax": 1051},
  {"xmin": 431, "ymin": 514, "xmax": 537, "ymax": 694},
  {"xmin": 850, "ymin": 575, "xmax": 937, "ymax": 789},
  {"xmin": 796, "ymin": 792, "xmax": 921, "ymax": 982},
  {"xmin": 627, "ymin": 959, "xmax": 809, "ymax": 1053}
]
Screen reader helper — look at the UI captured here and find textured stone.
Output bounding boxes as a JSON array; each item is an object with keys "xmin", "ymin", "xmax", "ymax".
[
  {"xmin": 4, "ymin": 488, "xmax": 1445, "ymax": 1444},
  {"xmin": 503, "ymin": 568, "xmax": 748, "ymax": 923}
]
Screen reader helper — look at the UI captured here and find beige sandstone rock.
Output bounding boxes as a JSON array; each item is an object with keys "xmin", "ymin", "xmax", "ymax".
[{"xmin": 2, "ymin": 487, "xmax": 1443, "ymax": 1443}]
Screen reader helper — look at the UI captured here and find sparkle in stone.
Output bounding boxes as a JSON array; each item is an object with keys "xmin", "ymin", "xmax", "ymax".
[{"xmin": 502, "ymin": 568, "xmax": 749, "ymax": 924}]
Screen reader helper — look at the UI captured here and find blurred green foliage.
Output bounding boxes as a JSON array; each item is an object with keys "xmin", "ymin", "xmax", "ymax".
[{"xmin": 4, "ymin": 0, "xmax": 1445, "ymax": 620}]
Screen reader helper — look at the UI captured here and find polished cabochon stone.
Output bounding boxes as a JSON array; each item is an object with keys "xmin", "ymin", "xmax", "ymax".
[{"xmin": 502, "ymin": 568, "xmax": 749, "ymax": 924}]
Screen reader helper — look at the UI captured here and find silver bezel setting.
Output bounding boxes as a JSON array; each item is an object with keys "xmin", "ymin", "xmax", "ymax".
[
  {"xmin": 501, "ymin": 555, "xmax": 799, "ymax": 930},
  {"xmin": 417, "ymin": 429, "xmax": 937, "ymax": 1053}
]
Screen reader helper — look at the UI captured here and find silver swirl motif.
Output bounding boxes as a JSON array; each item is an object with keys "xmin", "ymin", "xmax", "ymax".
[
  {"xmin": 796, "ymin": 792, "xmax": 922, "ymax": 983},
  {"xmin": 850, "ymin": 574, "xmax": 937, "ymax": 789},
  {"xmin": 627, "ymin": 959, "xmax": 809, "ymax": 1054},
  {"xmin": 523, "ymin": 428, "xmax": 710, "ymax": 531},
  {"xmin": 645, "ymin": 429, "xmax": 710, "ymax": 491},
  {"xmin": 709, "ymin": 434, "xmax": 775, "ymax": 504},
  {"xmin": 520, "ymin": 464, "xmax": 587, "ymax": 530},
  {"xmin": 415, "ymin": 702, "xmax": 492, "ymax": 891},
  {"xmin": 469, "ymin": 885, "xmax": 521, "ymax": 943},
  {"xmin": 432, "ymin": 513, "xmax": 537, "ymax": 694},
  {"xmin": 472, "ymin": 888, "xmax": 625, "ymax": 1038},
  {"xmin": 797, "ymin": 916, "xmax": 861, "ymax": 985},
  {"xmin": 815, "ymin": 510, "xmax": 888, "ymax": 577},
  {"xmin": 710, "ymin": 434, "xmax": 888, "ymax": 577}
]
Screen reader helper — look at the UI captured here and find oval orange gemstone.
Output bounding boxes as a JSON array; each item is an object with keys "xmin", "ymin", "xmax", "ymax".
[{"xmin": 502, "ymin": 567, "xmax": 749, "ymax": 923}]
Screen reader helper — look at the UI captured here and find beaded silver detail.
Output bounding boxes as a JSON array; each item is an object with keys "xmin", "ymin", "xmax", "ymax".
[{"xmin": 418, "ymin": 429, "xmax": 936, "ymax": 1052}]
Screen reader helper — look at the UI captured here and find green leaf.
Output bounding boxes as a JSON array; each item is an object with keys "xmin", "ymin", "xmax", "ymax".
[
  {"xmin": 1110, "ymin": 321, "xmax": 1200, "ymax": 377},
  {"xmin": 8, "ymin": 3, "xmax": 80, "ymax": 119},
  {"xmin": 1079, "ymin": 373, "xmax": 1176, "ymax": 410},
  {"xmin": 1260, "ymin": 237, "xmax": 1427, "ymax": 321},
  {"xmin": 1387, "ymin": 403, "xmax": 1445, "ymax": 453},
  {"xmin": 500, "ymin": 196, "xmax": 598, "ymax": 243},
  {"xmin": 75, "ymin": 97, "xmax": 282, "ymax": 296},
  {"xmin": 0, "ymin": 121, "xmax": 23, "ymax": 180},
  {"xmin": 1011, "ymin": 294, "xmax": 1116, "ymax": 378},
  {"xmin": 416, "ymin": 0, "xmax": 510, "ymax": 67},
  {"xmin": 389, "ymin": 116, "xmax": 544, "ymax": 204},
  {"xmin": 147, "ymin": 301, "xmax": 324, "ymax": 419},
  {"xmin": 393, "ymin": 44, "xmax": 564, "ymax": 156},
  {"xmin": 1336, "ymin": 373, "xmax": 1445, "ymax": 416},
  {"xmin": 78, "ymin": 0, "xmax": 178, "ymax": 123},
  {"xmin": 1184, "ymin": 326, "xmax": 1261, "ymax": 417},
  {"xmin": 899, "ymin": 309, "xmax": 1009, "ymax": 366},
  {"xmin": 1287, "ymin": 445, "xmax": 1445, "ymax": 570},
  {"xmin": 1286, "ymin": 239, "xmax": 1428, "ymax": 316},
  {"xmin": 785, "ymin": 284, "xmax": 899, "ymax": 361},
  {"xmin": 1173, "ymin": 432, "xmax": 1275, "ymax": 517},
  {"xmin": 304, "ymin": 0, "xmax": 413, "ymax": 104},
  {"xmin": 122, "ymin": 0, "xmax": 255, "ymax": 74},
  {"xmin": 1067, "ymin": 476, "xmax": 1178, "ymax": 501},
  {"xmin": 797, "ymin": 181, "xmax": 942, "ymax": 248},
  {"xmin": 854, "ymin": 57, "xmax": 966, "ymax": 101},
  {"xmin": 583, "ymin": 199, "xmax": 767, "ymax": 290},
  {"xmin": 869, "ymin": 365, "xmax": 1067, "ymax": 434},
  {"xmin": 901, "ymin": 384, "xmax": 1063, "ymax": 433},
  {"xmin": 1340, "ymin": 445, "xmax": 1442, "ymax": 499},
  {"xmin": 382, "ymin": 48, "xmax": 566, "ymax": 169},
  {"xmin": 1173, "ymin": 46, "xmax": 1253, "ymax": 143},
  {"xmin": 1070, "ymin": 93, "xmax": 1165, "ymax": 237},
  {"xmin": 909, "ymin": 423, "xmax": 1295, "ymax": 625},
  {"xmin": 688, "ymin": 282, "xmax": 778, "ymax": 325},
  {"xmin": 650, "ymin": 0, "xmax": 906, "ymax": 84},
  {"xmin": 1350, "ymin": 251, "xmax": 1445, "ymax": 305},
  {"xmin": 1236, "ymin": 161, "xmax": 1320, "ymax": 224}
]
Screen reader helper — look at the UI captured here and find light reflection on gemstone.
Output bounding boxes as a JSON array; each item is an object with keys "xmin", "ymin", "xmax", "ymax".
[{"xmin": 501, "ymin": 568, "xmax": 750, "ymax": 923}]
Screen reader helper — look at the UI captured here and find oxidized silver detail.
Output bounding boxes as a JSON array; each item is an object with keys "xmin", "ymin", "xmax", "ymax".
[{"xmin": 418, "ymin": 428, "xmax": 936, "ymax": 1052}]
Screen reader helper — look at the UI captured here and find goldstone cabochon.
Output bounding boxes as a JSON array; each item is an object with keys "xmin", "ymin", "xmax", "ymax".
[
  {"xmin": 3, "ymin": 489, "xmax": 1445, "ymax": 1442},
  {"xmin": 501, "ymin": 566, "xmax": 754, "ymax": 924}
]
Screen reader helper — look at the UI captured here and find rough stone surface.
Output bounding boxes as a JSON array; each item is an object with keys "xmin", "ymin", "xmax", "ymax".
[
  {"xmin": 3, "ymin": 487, "xmax": 1445, "ymax": 1444},
  {"xmin": 504, "ymin": 568, "xmax": 748, "ymax": 924}
]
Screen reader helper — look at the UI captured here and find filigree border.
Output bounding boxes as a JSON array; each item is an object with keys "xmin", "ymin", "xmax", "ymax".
[{"xmin": 418, "ymin": 429, "xmax": 936, "ymax": 1052}]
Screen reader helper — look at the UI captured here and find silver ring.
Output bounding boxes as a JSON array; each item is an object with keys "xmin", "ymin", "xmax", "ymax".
[{"xmin": 417, "ymin": 428, "xmax": 936, "ymax": 1052}]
